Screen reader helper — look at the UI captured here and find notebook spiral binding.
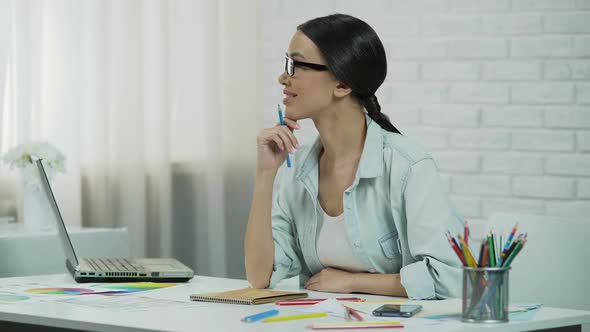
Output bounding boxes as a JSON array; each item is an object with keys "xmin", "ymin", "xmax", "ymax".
[{"xmin": 189, "ymin": 295, "xmax": 252, "ymax": 305}]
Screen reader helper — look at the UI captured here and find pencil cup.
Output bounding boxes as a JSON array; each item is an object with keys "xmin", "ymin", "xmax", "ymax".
[{"xmin": 462, "ymin": 266, "xmax": 510, "ymax": 323}]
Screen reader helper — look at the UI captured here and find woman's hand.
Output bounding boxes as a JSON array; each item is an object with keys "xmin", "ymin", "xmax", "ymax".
[
  {"xmin": 304, "ymin": 268, "xmax": 357, "ymax": 293},
  {"xmin": 256, "ymin": 117, "xmax": 300, "ymax": 172}
]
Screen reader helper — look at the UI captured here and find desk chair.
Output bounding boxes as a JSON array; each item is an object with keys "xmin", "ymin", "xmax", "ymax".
[
  {"xmin": 0, "ymin": 225, "xmax": 129, "ymax": 278},
  {"xmin": 469, "ymin": 213, "xmax": 590, "ymax": 311}
]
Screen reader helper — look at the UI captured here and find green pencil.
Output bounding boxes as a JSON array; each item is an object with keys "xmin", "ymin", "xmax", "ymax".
[
  {"xmin": 502, "ymin": 241, "xmax": 523, "ymax": 267},
  {"xmin": 488, "ymin": 233, "xmax": 496, "ymax": 267}
]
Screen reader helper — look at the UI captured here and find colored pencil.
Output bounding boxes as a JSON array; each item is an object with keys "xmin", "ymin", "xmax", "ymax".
[
  {"xmin": 458, "ymin": 234, "xmax": 477, "ymax": 267},
  {"xmin": 309, "ymin": 321, "xmax": 403, "ymax": 330},
  {"xmin": 464, "ymin": 221, "xmax": 470, "ymax": 246},
  {"xmin": 276, "ymin": 298, "xmax": 364, "ymax": 305},
  {"xmin": 277, "ymin": 105, "xmax": 292, "ymax": 168},
  {"xmin": 343, "ymin": 305, "xmax": 364, "ymax": 321},
  {"xmin": 446, "ymin": 232, "xmax": 467, "ymax": 266},
  {"xmin": 241, "ymin": 309, "xmax": 279, "ymax": 323},
  {"xmin": 263, "ymin": 312, "xmax": 327, "ymax": 323}
]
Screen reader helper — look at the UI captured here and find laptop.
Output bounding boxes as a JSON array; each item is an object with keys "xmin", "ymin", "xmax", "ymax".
[{"xmin": 35, "ymin": 158, "xmax": 195, "ymax": 283}]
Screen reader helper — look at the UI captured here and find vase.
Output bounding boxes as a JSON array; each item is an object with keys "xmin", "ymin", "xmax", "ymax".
[{"xmin": 22, "ymin": 182, "xmax": 55, "ymax": 231}]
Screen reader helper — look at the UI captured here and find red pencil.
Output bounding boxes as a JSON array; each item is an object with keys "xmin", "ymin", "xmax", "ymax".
[
  {"xmin": 464, "ymin": 221, "xmax": 470, "ymax": 246},
  {"xmin": 446, "ymin": 232, "xmax": 467, "ymax": 266},
  {"xmin": 276, "ymin": 298, "xmax": 364, "ymax": 305},
  {"xmin": 343, "ymin": 305, "xmax": 364, "ymax": 321}
]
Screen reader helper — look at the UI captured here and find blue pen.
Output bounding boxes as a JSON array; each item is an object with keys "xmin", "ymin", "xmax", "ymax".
[
  {"xmin": 241, "ymin": 309, "xmax": 279, "ymax": 323},
  {"xmin": 277, "ymin": 104, "xmax": 292, "ymax": 168}
]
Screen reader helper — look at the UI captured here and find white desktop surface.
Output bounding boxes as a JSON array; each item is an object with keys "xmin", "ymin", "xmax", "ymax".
[{"xmin": 0, "ymin": 274, "xmax": 589, "ymax": 332}]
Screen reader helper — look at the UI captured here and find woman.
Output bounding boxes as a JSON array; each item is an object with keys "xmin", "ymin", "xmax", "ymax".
[{"xmin": 245, "ymin": 14, "xmax": 463, "ymax": 299}]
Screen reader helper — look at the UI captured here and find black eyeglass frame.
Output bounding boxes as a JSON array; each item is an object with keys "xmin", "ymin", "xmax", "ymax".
[{"xmin": 285, "ymin": 56, "xmax": 328, "ymax": 76}]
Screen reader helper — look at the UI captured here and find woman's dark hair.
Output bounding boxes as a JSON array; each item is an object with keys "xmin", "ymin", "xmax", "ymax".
[{"xmin": 298, "ymin": 14, "xmax": 401, "ymax": 134}]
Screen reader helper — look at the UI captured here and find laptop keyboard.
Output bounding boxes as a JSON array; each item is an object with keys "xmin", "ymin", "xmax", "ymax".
[{"xmin": 84, "ymin": 258, "xmax": 141, "ymax": 272}]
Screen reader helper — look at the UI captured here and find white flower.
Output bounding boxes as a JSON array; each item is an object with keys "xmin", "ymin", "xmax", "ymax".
[{"xmin": 1, "ymin": 142, "xmax": 66, "ymax": 187}]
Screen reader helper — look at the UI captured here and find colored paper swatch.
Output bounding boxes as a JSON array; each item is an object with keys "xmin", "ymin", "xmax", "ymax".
[
  {"xmin": 0, "ymin": 293, "xmax": 30, "ymax": 302},
  {"xmin": 97, "ymin": 282, "xmax": 176, "ymax": 293},
  {"xmin": 25, "ymin": 288, "xmax": 96, "ymax": 295}
]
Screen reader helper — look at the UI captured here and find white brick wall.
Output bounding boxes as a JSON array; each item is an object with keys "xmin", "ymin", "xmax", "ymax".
[
  {"xmin": 261, "ymin": 0, "xmax": 590, "ymax": 221},
  {"xmin": 579, "ymin": 131, "xmax": 590, "ymax": 152}
]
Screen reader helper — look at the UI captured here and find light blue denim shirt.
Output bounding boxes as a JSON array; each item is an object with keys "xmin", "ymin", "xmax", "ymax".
[{"xmin": 269, "ymin": 116, "xmax": 464, "ymax": 299}]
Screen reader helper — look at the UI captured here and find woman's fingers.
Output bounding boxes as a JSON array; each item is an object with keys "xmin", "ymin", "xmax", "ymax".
[
  {"xmin": 279, "ymin": 126, "xmax": 300, "ymax": 150},
  {"xmin": 304, "ymin": 273, "xmax": 321, "ymax": 288},
  {"xmin": 259, "ymin": 124, "xmax": 299, "ymax": 153},
  {"xmin": 276, "ymin": 129, "xmax": 295, "ymax": 153},
  {"xmin": 283, "ymin": 117, "xmax": 300, "ymax": 130},
  {"xmin": 270, "ymin": 135, "xmax": 285, "ymax": 151},
  {"xmin": 275, "ymin": 118, "xmax": 299, "ymax": 131}
]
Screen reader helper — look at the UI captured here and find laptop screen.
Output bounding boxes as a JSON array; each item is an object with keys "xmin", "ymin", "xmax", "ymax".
[{"xmin": 35, "ymin": 158, "xmax": 80, "ymax": 269}]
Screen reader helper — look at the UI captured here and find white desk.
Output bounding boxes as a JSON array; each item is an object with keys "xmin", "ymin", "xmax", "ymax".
[{"xmin": 0, "ymin": 274, "xmax": 589, "ymax": 332}]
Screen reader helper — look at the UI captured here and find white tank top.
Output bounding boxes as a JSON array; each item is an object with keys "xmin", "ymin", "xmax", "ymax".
[{"xmin": 316, "ymin": 206, "xmax": 371, "ymax": 273}]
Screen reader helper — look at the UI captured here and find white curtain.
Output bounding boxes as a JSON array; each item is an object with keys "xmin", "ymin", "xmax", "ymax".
[{"xmin": 0, "ymin": 0, "xmax": 260, "ymax": 278}]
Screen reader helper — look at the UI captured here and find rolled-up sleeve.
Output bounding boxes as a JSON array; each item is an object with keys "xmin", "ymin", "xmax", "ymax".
[
  {"xmin": 399, "ymin": 158, "xmax": 463, "ymax": 299},
  {"xmin": 268, "ymin": 176, "xmax": 303, "ymax": 288}
]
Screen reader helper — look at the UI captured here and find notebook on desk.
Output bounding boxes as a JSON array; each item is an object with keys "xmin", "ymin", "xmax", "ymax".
[
  {"xmin": 35, "ymin": 158, "xmax": 194, "ymax": 283},
  {"xmin": 190, "ymin": 287, "xmax": 308, "ymax": 305}
]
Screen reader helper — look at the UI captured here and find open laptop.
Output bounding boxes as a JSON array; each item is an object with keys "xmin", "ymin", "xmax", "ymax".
[{"xmin": 35, "ymin": 158, "xmax": 194, "ymax": 283}]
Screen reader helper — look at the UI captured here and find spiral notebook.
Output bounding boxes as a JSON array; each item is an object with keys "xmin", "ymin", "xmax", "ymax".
[{"xmin": 189, "ymin": 287, "xmax": 308, "ymax": 305}]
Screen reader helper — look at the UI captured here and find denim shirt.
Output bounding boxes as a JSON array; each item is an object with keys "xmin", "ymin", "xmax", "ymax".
[{"xmin": 269, "ymin": 116, "xmax": 464, "ymax": 299}]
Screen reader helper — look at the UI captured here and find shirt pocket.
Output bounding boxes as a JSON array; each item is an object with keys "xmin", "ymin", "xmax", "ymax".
[{"xmin": 378, "ymin": 232, "xmax": 401, "ymax": 259}]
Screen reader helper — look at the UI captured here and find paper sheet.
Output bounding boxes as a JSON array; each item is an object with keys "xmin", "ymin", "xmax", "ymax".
[
  {"xmin": 295, "ymin": 299, "xmax": 443, "ymax": 327},
  {"xmin": 338, "ymin": 298, "xmax": 530, "ymax": 320},
  {"xmin": 0, "ymin": 281, "xmax": 181, "ymax": 302},
  {"xmin": 54, "ymin": 295, "xmax": 204, "ymax": 312}
]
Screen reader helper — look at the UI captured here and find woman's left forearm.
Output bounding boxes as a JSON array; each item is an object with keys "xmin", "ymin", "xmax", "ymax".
[{"xmin": 351, "ymin": 273, "xmax": 408, "ymax": 297}]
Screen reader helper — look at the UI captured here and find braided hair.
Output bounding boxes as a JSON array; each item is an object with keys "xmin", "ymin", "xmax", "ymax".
[{"xmin": 298, "ymin": 14, "xmax": 401, "ymax": 134}]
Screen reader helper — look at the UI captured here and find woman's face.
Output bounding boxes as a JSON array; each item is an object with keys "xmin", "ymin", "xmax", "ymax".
[{"xmin": 278, "ymin": 31, "xmax": 338, "ymax": 120}]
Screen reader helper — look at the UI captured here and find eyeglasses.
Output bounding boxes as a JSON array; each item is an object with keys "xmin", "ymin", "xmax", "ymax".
[{"xmin": 284, "ymin": 56, "xmax": 328, "ymax": 77}]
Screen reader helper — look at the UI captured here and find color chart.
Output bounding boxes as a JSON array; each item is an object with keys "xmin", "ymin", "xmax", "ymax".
[
  {"xmin": 25, "ymin": 288, "xmax": 96, "ymax": 295},
  {"xmin": 97, "ymin": 282, "xmax": 176, "ymax": 294}
]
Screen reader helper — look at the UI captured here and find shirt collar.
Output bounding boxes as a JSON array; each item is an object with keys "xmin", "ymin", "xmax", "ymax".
[{"xmin": 296, "ymin": 114, "xmax": 384, "ymax": 181}]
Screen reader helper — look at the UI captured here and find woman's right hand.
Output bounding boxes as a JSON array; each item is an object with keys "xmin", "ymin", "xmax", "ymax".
[{"xmin": 256, "ymin": 117, "xmax": 300, "ymax": 172}]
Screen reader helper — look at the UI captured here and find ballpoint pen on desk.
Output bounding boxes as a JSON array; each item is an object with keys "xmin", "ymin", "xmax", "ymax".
[{"xmin": 277, "ymin": 104, "xmax": 292, "ymax": 168}]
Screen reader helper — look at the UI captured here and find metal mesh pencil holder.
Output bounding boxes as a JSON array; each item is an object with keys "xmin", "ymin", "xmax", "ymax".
[{"xmin": 462, "ymin": 266, "xmax": 511, "ymax": 323}]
